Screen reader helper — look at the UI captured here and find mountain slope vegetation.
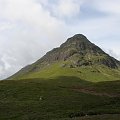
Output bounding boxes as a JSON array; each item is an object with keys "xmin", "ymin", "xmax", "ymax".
[
  {"xmin": 1, "ymin": 34, "xmax": 120, "ymax": 120},
  {"xmin": 8, "ymin": 34, "xmax": 120, "ymax": 81},
  {"xmin": 0, "ymin": 77, "xmax": 120, "ymax": 120}
]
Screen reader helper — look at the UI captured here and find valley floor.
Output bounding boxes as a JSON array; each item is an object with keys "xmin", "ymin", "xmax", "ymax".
[{"xmin": 0, "ymin": 77, "xmax": 120, "ymax": 120}]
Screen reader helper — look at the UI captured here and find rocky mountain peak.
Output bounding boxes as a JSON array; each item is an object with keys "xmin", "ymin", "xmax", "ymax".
[
  {"xmin": 8, "ymin": 34, "xmax": 120, "ymax": 80},
  {"xmin": 61, "ymin": 34, "xmax": 90, "ymax": 47},
  {"xmin": 70, "ymin": 34, "xmax": 88, "ymax": 41},
  {"xmin": 36, "ymin": 34, "xmax": 120, "ymax": 69}
]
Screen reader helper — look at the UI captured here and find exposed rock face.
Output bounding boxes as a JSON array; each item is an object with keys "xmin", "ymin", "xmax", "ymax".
[
  {"xmin": 9, "ymin": 34, "xmax": 120, "ymax": 79},
  {"xmin": 37, "ymin": 35, "xmax": 99, "ymax": 62},
  {"xmin": 35, "ymin": 34, "xmax": 120, "ymax": 69}
]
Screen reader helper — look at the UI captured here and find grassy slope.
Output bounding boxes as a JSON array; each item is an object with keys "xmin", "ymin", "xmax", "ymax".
[
  {"xmin": 3, "ymin": 62, "xmax": 120, "ymax": 119},
  {"xmin": 0, "ymin": 77, "xmax": 120, "ymax": 120},
  {"xmin": 12, "ymin": 62, "xmax": 120, "ymax": 82}
]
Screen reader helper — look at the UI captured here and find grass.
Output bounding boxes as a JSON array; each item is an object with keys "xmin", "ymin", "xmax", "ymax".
[
  {"xmin": 0, "ymin": 76, "xmax": 120, "ymax": 120},
  {"xmin": 12, "ymin": 62, "xmax": 120, "ymax": 82},
  {"xmin": 4, "ymin": 61, "xmax": 120, "ymax": 119}
]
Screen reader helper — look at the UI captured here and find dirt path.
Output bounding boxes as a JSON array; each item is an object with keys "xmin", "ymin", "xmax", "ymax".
[{"xmin": 72, "ymin": 87, "xmax": 119, "ymax": 97}]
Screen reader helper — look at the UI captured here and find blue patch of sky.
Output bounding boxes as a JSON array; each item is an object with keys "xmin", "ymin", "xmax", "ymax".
[
  {"xmin": 53, "ymin": 2, "xmax": 107, "ymax": 25},
  {"xmin": 79, "ymin": 2, "xmax": 108, "ymax": 20}
]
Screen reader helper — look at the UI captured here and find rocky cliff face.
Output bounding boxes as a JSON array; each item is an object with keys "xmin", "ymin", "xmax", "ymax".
[
  {"xmin": 8, "ymin": 34, "xmax": 120, "ymax": 79},
  {"xmin": 35, "ymin": 34, "xmax": 120, "ymax": 68}
]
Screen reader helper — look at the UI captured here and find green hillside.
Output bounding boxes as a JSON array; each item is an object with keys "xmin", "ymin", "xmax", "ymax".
[
  {"xmin": 11, "ymin": 62, "xmax": 120, "ymax": 82},
  {"xmin": 2, "ymin": 34, "xmax": 120, "ymax": 119},
  {"xmin": 8, "ymin": 34, "xmax": 120, "ymax": 81},
  {"xmin": 0, "ymin": 77, "xmax": 120, "ymax": 120}
]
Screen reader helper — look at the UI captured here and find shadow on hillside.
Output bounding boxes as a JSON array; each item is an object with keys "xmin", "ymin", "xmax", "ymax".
[
  {"xmin": 1, "ymin": 76, "xmax": 92, "ymax": 86},
  {"xmin": 1, "ymin": 76, "xmax": 120, "ymax": 94},
  {"xmin": 1, "ymin": 76, "xmax": 120, "ymax": 86},
  {"xmin": 1, "ymin": 76, "xmax": 120, "ymax": 96}
]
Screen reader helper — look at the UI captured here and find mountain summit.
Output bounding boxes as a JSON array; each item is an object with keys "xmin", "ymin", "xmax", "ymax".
[
  {"xmin": 8, "ymin": 34, "xmax": 120, "ymax": 81},
  {"xmin": 32, "ymin": 34, "xmax": 120, "ymax": 68}
]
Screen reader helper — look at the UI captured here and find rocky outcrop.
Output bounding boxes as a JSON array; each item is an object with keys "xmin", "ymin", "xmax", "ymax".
[{"xmin": 35, "ymin": 34, "xmax": 120, "ymax": 69}]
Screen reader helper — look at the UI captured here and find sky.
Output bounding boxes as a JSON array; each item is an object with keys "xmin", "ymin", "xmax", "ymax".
[{"xmin": 0, "ymin": 0, "xmax": 120, "ymax": 79}]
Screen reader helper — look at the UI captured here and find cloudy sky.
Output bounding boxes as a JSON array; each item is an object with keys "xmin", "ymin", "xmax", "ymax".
[{"xmin": 0, "ymin": 0, "xmax": 120, "ymax": 79}]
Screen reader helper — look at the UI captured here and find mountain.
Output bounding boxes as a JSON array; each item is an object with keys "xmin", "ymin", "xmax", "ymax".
[
  {"xmin": 2, "ymin": 34, "xmax": 120, "ymax": 120},
  {"xmin": 8, "ymin": 34, "xmax": 120, "ymax": 81}
]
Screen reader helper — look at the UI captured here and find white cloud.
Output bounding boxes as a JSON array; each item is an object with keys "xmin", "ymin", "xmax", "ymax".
[
  {"xmin": 0, "ymin": 0, "xmax": 69, "ymax": 79},
  {"xmin": 52, "ymin": 0, "xmax": 82, "ymax": 18},
  {"xmin": 92, "ymin": 0, "xmax": 120, "ymax": 15},
  {"xmin": 103, "ymin": 49, "xmax": 120, "ymax": 61}
]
